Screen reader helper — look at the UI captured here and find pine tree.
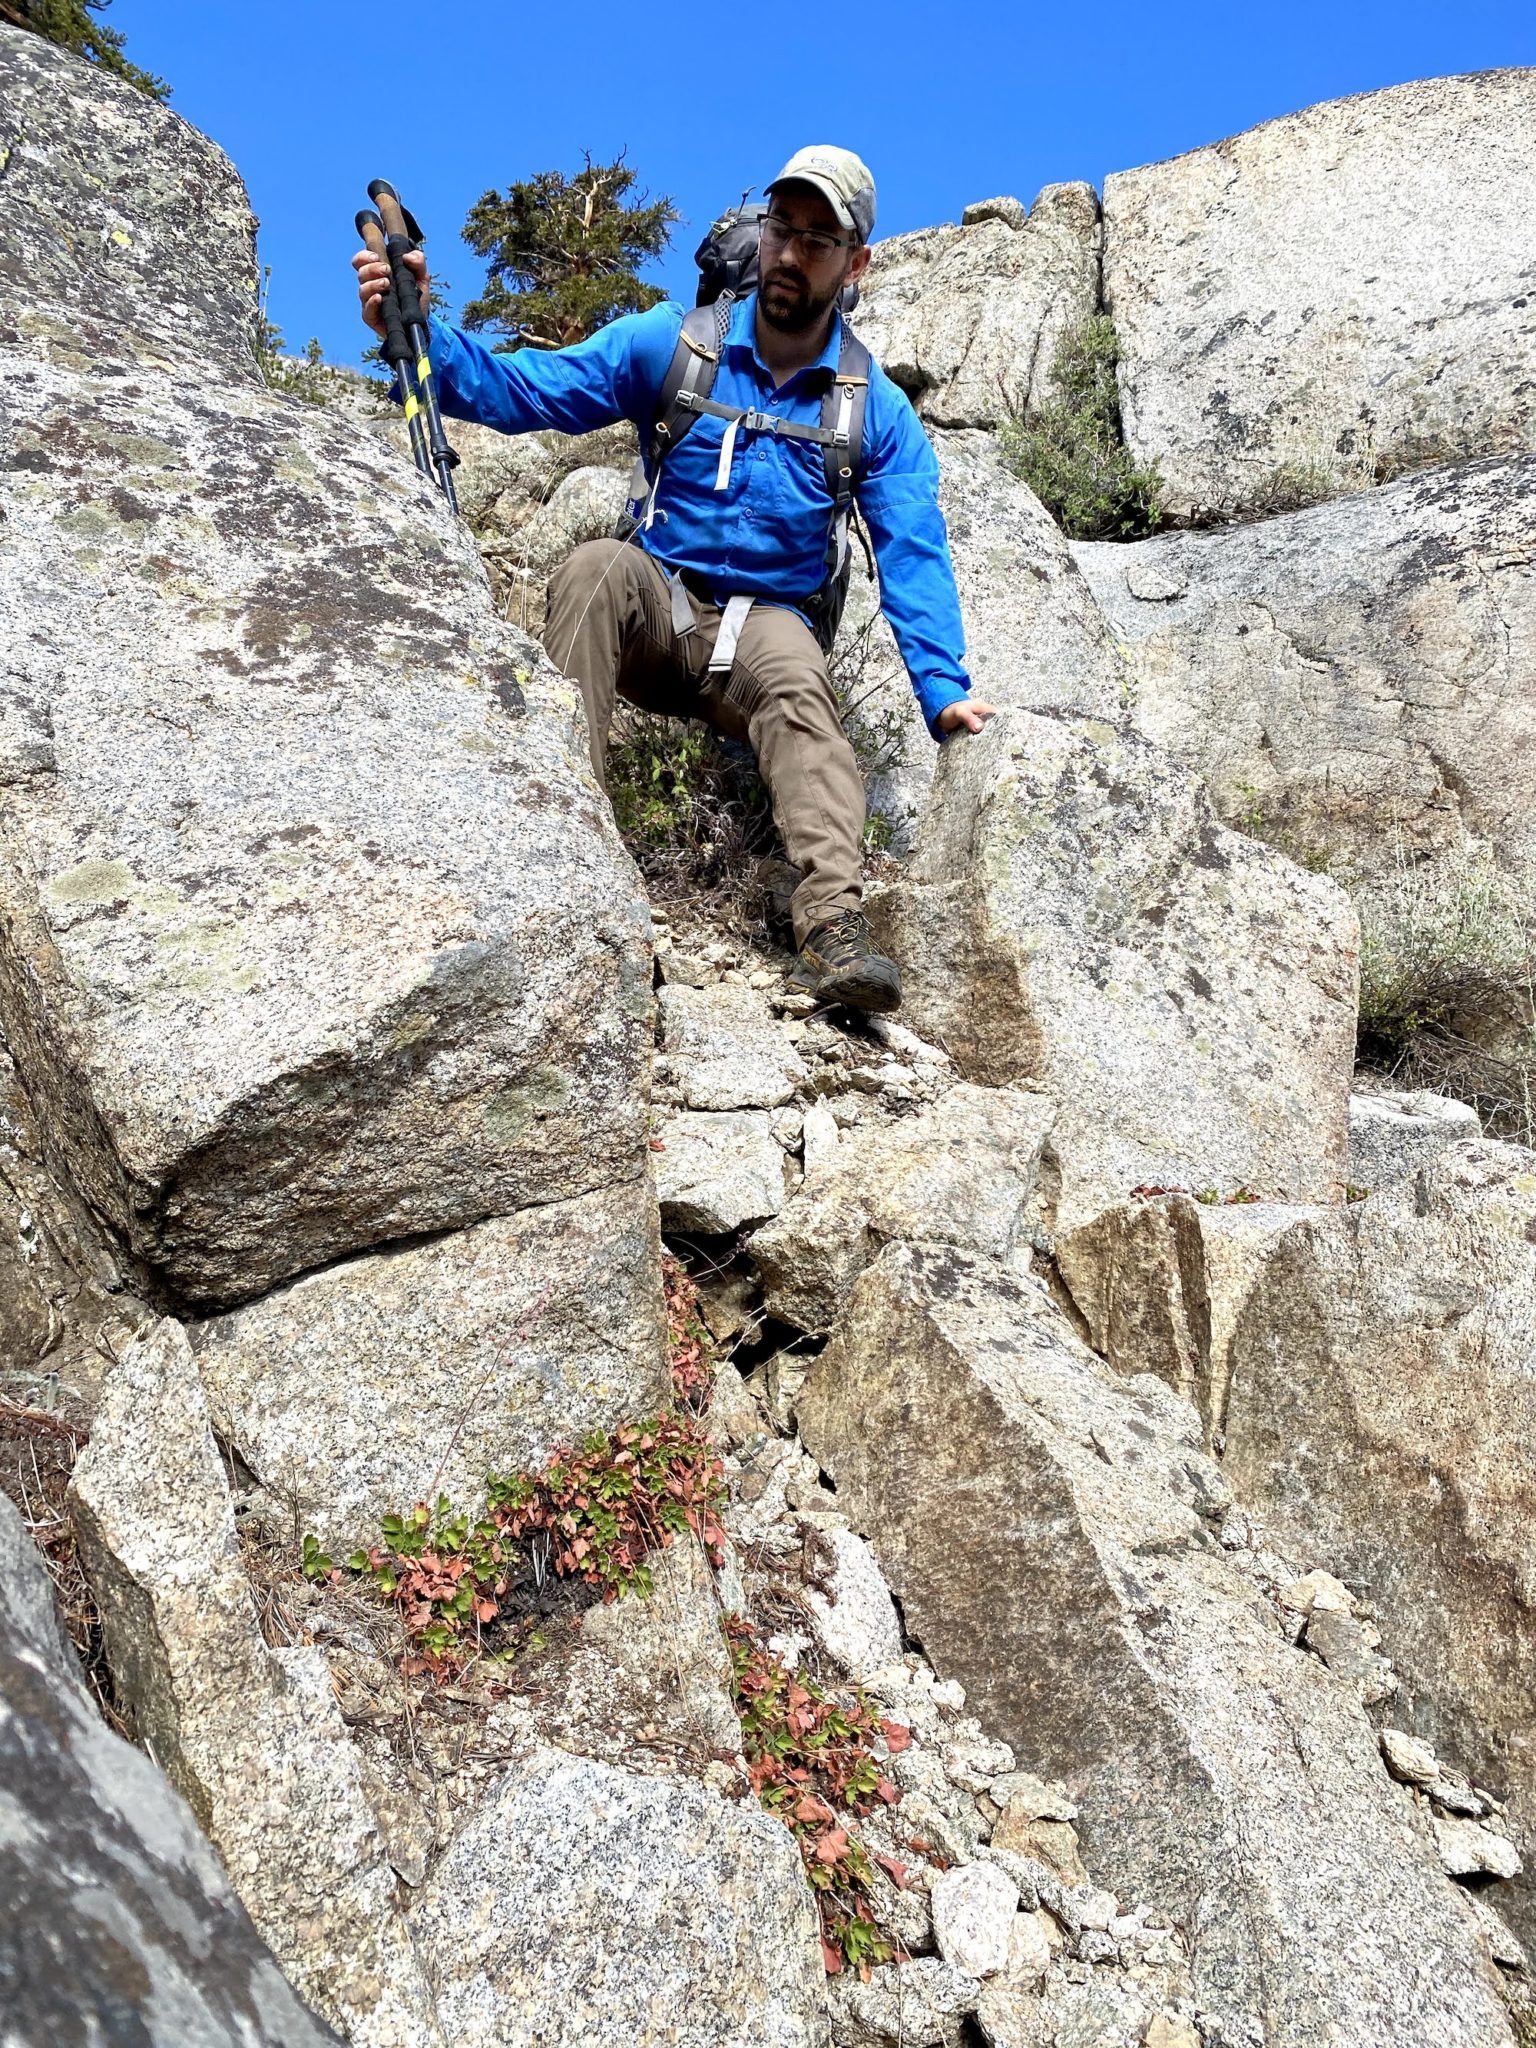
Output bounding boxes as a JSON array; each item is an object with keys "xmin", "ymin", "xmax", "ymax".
[
  {"xmin": 461, "ymin": 151, "xmax": 679, "ymax": 350},
  {"xmin": 1, "ymin": 0, "xmax": 170, "ymax": 99}
]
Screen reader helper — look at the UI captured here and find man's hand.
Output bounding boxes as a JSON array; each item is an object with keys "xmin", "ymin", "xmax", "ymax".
[
  {"xmin": 352, "ymin": 246, "xmax": 429, "ymax": 338},
  {"xmin": 937, "ymin": 698, "xmax": 998, "ymax": 737}
]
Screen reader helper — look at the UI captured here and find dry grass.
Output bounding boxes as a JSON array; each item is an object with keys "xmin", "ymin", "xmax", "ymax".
[
  {"xmin": 1355, "ymin": 841, "xmax": 1536, "ymax": 1145},
  {"xmin": 0, "ymin": 1397, "xmax": 128, "ymax": 1733}
]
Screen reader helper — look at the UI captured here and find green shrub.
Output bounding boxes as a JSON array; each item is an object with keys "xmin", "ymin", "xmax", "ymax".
[
  {"xmin": 999, "ymin": 315, "xmax": 1164, "ymax": 540},
  {"xmin": 254, "ymin": 270, "xmax": 355, "ymax": 408},
  {"xmin": 605, "ymin": 711, "xmax": 775, "ymax": 914}
]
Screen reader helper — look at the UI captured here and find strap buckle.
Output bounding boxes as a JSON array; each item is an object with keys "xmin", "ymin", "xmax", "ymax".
[{"xmin": 742, "ymin": 409, "xmax": 778, "ymax": 434}]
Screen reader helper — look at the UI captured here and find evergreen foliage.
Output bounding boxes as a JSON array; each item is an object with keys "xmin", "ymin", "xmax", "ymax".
[
  {"xmin": 3, "ymin": 0, "xmax": 169, "ymax": 99},
  {"xmin": 253, "ymin": 267, "xmax": 361, "ymax": 409},
  {"xmin": 461, "ymin": 150, "xmax": 679, "ymax": 349},
  {"xmin": 999, "ymin": 314, "xmax": 1164, "ymax": 540}
]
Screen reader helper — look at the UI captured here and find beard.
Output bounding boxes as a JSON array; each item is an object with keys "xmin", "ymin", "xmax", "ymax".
[{"xmin": 758, "ymin": 262, "xmax": 842, "ymax": 334}]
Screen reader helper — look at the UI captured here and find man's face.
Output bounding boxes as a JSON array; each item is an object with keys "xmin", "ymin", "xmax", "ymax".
[{"xmin": 759, "ymin": 183, "xmax": 871, "ymax": 334}]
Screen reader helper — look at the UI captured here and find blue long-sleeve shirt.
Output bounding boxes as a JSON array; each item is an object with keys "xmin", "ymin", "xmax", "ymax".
[{"xmin": 422, "ymin": 293, "xmax": 973, "ymax": 737}]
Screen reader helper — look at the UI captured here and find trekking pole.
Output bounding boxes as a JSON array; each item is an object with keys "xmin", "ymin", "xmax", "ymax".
[
  {"xmin": 366, "ymin": 179, "xmax": 461, "ymax": 516},
  {"xmin": 357, "ymin": 208, "xmax": 433, "ymax": 484}
]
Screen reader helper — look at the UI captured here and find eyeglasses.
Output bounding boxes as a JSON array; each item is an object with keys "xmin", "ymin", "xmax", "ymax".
[{"xmin": 759, "ymin": 214, "xmax": 853, "ymax": 261}]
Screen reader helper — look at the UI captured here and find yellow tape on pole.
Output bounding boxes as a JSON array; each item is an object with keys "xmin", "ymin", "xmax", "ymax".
[
  {"xmin": 416, "ymin": 357, "xmax": 432, "ymax": 385},
  {"xmin": 403, "ymin": 395, "xmax": 420, "ymax": 420}
]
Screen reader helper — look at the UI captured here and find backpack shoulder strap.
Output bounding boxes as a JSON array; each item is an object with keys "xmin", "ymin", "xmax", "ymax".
[
  {"xmin": 650, "ymin": 300, "xmax": 730, "ymax": 467},
  {"xmin": 820, "ymin": 329, "xmax": 871, "ymax": 507},
  {"xmin": 819, "ymin": 329, "xmax": 871, "ymax": 577}
]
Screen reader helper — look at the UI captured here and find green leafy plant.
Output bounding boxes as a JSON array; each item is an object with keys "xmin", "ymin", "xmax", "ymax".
[
  {"xmin": 998, "ymin": 315, "xmax": 1164, "ymax": 541},
  {"xmin": 663, "ymin": 1254, "xmax": 716, "ymax": 1411},
  {"xmin": 462, "ymin": 150, "xmax": 679, "ymax": 349},
  {"xmin": 6, "ymin": 0, "xmax": 168, "ymax": 98},
  {"xmin": 305, "ymin": 1414, "xmax": 727, "ymax": 1678},
  {"xmin": 726, "ymin": 1615, "xmax": 909, "ymax": 1977},
  {"xmin": 489, "ymin": 1415, "xmax": 727, "ymax": 1598}
]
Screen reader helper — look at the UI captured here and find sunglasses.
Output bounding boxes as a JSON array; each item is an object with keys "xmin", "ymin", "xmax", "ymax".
[{"xmin": 759, "ymin": 214, "xmax": 854, "ymax": 261}]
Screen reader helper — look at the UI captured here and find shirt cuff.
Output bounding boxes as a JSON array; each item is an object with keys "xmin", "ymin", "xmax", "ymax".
[{"xmin": 921, "ymin": 677, "xmax": 972, "ymax": 742}]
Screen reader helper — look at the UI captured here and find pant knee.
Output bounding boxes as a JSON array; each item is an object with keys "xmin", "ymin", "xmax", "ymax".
[{"xmin": 549, "ymin": 535, "xmax": 628, "ymax": 602}]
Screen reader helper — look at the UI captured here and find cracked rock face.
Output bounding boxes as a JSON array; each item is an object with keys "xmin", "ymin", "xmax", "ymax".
[
  {"xmin": 410, "ymin": 1745, "xmax": 829, "ymax": 2048},
  {"xmin": 1074, "ymin": 454, "xmax": 1536, "ymax": 891},
  {"xmin": 68, "ymin": 1321, "xmax": 444, "ymax": 2048},
  {"xmin": 0, "ymin": 1489, "xmax": 342, "ymax": 2048},
  {"xmin": 869, "ymin": 709, "xmax": 1359, "ymax": 1229},
  {"xmin": 1103, "ymin": 72, "xmax": 1536, "ymax": 518},
  {"xmin": 751, "ymin": 1081, "xmax": 1054, "ymax": 1335},
  {"xmin": 191, "ymin": 1176, "xmax": 668, "ymax": 1553},
  {"xmin": 837, "ymin": 433, "xmax": 1134, "ymax": 846},
  {"xmin": 1055, "ymin": 1191, "xmax": 1325, "ymax": 1446},
  {"xmin": 854, "ymin": 184, "xmax": 1101, "ymax": 431},
  {"xmin": 0, "ymin": 1041, "xmax": 151, "ymax": 1420},
  {"xmin": 1217, "ymin": 1138, "xmax": 1536, "ymax": 1939},
  {"xmin": 798, "ymin": 1240, "xmax": 1515, "ymax": 2047},
  {"xmin": 0, "ymin": 28, "xmax": 653, "ymax": 1310}
]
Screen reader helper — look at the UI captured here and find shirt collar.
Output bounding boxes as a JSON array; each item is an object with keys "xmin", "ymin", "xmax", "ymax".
[{"xmin": 727, "ymin": 289, "xmax": 844, "ymax": 385}]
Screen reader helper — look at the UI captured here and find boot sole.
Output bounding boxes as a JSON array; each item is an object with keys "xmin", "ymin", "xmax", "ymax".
[{"xmin": 789, "ymin": 962, "xmax": 903, "ymax": 1014}]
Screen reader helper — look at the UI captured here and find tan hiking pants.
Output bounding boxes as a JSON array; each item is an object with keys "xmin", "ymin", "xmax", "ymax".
[{"xmin": 543, "ymin": 538, "xmax": 865, "ymax": 945}]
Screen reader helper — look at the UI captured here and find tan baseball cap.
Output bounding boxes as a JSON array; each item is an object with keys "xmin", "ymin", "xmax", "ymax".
[{"xmin": 766, "ymin": 146, "xmax": 876, "ymax": 244}]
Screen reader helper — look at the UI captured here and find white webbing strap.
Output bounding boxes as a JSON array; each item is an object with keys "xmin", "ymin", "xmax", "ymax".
[
  {"xmin": 669, "ymin": 572, "xmax": 696, "ymax": 639},
  {"xmin": 708, "ymin": 593, "xmax": 754, "ymax": 675},
  {"xmin": 831, "ymin": 507, "xmax": 850, "ymax": 576},
  {"xmin": 714, "ymin": 414, "xmax": 740, "ymax": 492}
]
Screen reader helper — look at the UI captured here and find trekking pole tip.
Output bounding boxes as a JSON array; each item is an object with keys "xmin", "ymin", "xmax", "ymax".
[{"xmin": 366, "ymin": 178, "xmax": 399, "ymax": 205}]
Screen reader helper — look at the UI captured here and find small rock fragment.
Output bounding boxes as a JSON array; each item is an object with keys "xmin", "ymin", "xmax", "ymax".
[
  {"xmin": 1380, "ymin": 1728, "xmax": 1439, "ymax": 1787},
  {"xmin": 988, "ymin": 1771, "xmax": 1078, "ymax": 1822},
  {"xmin": 1145, "ymin": 2016, "xmax": 1200, "ymax": 2048},
  {"xmin": 931, "ymin": 1861, "xmax": 1020, "ymax": 1979},
  {"xmin": 993, "ymin": 1809, "xmax": 1088, "ymax": 1886},
  {"xmin": 803, "ymin": 1527, "xmax": 905, "ymax": 1682},
  {"xmin": 1277, "ymin": 1569, "xmax": 1354, "ymax": 1615},
  {"xmin": 1006, "ymin": 1908, "xmax": 1057, "ymax": 1980},
  {"xmin": 800, "ymin": 1100, "xmax": 841, "ymax": 1177},
  {"xmin": 1434, "ymin": 1814, "xmax": 1523, "ymax": 1882}
]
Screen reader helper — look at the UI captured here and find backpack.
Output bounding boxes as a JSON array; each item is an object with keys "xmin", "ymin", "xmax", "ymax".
[{"xmin": 619, "ymin": 197, "xmax": 872, "ymax": 663}]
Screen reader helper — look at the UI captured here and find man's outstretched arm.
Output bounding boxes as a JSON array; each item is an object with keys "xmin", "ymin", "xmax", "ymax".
[
  {"xmin": 352, "ymin": 243, "xmax": 679, "ymax": 435},
  {"xmin": 855, "ymin": 380, "xmax": 997, "ymax": 739}
]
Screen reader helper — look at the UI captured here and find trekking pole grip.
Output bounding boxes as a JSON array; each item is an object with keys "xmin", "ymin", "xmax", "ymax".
[
  {"xmin": 367, "ymin": 179, "xmax": 427, "ymax": 328},
  {"xmin": 356, "ymin": 209, "xmax": 412, "ymax": 367}
]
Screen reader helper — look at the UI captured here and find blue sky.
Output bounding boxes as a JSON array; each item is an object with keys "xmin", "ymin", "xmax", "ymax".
[{"xmin": 118, "ymin": 0, "xmax": 1535, "ymax": 367}]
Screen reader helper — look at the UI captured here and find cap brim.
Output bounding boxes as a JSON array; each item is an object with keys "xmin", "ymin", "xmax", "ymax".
[{"xmin": 765, "ymin": 172, "xmax": 856, "ymax": 234}]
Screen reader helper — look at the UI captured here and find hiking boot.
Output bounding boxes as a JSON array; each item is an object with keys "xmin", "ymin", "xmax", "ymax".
[{"xmin": 787, "ymin": 910, "xmax": 902, "ymax": 1014}]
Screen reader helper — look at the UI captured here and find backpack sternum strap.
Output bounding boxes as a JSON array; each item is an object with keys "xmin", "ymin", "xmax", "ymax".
[{"xmin": 673, "ymin": 390, "xmax": 851, "ymax": 447}]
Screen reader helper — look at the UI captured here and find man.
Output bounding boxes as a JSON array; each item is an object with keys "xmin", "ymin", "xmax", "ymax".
[{"xmin": 354, "ymin": 145, "xmax": 996, "ymax": 1013}]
